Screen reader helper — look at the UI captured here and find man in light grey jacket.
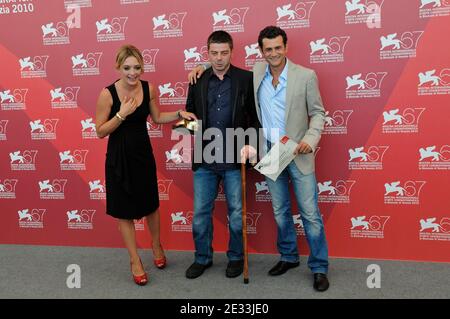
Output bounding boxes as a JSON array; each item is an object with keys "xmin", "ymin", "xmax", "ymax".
[{"xmin": 251, "ymin": 26, "xmax": 329, "ymax": 292}]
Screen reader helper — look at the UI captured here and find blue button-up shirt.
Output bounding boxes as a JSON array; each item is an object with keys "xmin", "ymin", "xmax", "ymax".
[
  {"xmin": 257, "ymin": 60, "xmax": 288, "ymax": 143},
  {"xmin": 203, "ymin": 69, "xmax": 235, "ymax": 171}
]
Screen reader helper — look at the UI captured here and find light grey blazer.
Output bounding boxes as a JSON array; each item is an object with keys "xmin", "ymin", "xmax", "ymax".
[{"xmin": 253, "ymin": 59, "xmax": 326, "ymax": 174}]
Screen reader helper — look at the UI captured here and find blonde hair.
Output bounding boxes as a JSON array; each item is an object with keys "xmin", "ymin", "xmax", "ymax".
[{"xmin": 115, "ymin": 44, "xmax": 144, "ymax": 70}]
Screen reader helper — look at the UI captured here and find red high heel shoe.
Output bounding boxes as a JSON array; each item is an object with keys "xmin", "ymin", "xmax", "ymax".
[
  {"xmin": 153, "ymin": 245, "xmax": 167, "ymax": 269},
  {"xmin": 130, "ymin": 258, "xmax": 148, "ymax": 286}
]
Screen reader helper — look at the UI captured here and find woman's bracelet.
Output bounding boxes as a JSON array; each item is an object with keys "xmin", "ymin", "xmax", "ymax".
[
  {"xmin": 177, "ymin": 110, "xmax": 183, "ymax": 119},
  {"xmin": 115, "ymin": 112, "xmax": 125, "ymax": 122}
]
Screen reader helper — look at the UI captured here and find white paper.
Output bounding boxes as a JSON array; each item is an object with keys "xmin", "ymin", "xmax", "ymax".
[{"xmin": 254, "ymin": 136, "xmax": 298, "ymax": 181}]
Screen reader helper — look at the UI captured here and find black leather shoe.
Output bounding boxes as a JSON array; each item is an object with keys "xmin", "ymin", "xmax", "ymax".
[
  {"xmin": 185, "ymin": 262, "xmax": 212, "ymax": 279},
  {"xmin": 313, "ymin": 273, "xmax": 329, "ymax": 292},
  {"xmin": 268, "ymin": 261, "xmax": 299, "ymax": 276},
  {"xmin": 226, "ymin": 260, "xmax": 244, "ymax": 278}
]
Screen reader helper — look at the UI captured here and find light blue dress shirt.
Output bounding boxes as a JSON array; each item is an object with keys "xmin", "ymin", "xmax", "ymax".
[{"xmin": 257, "ymin": 60, "xmax": 288, "ymax": 143}]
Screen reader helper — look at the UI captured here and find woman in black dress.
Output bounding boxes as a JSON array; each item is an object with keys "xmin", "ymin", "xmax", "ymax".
[{"xmin": 95, "ymin": 45, "xmax": 196, "ymax": 285}]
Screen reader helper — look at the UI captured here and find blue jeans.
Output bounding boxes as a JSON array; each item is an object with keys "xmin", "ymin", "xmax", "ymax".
[
  {"xmin": 193, "ymin": 167, "xmax": 243, "ymax": 264},
  {"xmin": 265, "ymin": 161, "xmax": 329, "ymax": 274}
]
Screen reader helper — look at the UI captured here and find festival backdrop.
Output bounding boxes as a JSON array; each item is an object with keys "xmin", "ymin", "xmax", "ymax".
[{"xmin": 1, "ymin": 0, "xmax": 449, "ymax": 262}]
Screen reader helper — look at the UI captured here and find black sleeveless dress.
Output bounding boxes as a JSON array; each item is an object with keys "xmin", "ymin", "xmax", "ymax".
[{"xmin": 105, "ymin": 80, "xmax": 159, "ymax": 219}]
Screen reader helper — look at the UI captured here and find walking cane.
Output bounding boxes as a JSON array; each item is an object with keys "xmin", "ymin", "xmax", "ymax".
[{"xmin": 241, "ymin": 162, "xmax": 249, "ymax": 284}]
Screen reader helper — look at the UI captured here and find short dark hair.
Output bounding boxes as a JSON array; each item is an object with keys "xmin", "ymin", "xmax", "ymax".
[
  {"xmin": 207, "ymin": 30, "xmax": 233, "ymax": 50},
  {"xmin": 258, "ymin": 26, "xmax": 288, "ymax": 48}
]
